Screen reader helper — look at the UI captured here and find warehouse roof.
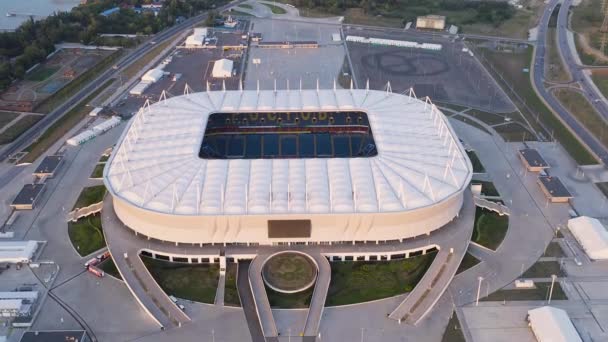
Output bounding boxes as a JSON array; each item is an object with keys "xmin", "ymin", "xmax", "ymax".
[
  {"xmin": 33, "ymin": 155, "xmax": 63, "ymax": 176},
  {"xmin": 568, "ymin": 216, "xmax": 608, "ymax": 260},
  {"xmin": 11, "ymin": 184, "xmax": 45, "ymax": 207},
  {"xmin": 519, "ymin": 148, "xmax": 549, "ymax": 168},
  {"xmin": 538, "ymin": 176, "xmax": 572, "ymax": 198},
  {"xmin": 105, "ymin": 90, "xmax": 472, "ymax": 216},
  {"xmin": 528, "ymin": 306, "xmax": 582, "ymax": 342}
]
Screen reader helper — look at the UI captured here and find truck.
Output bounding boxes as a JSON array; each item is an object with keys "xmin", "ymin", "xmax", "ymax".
[
  {"xmin": 85, "ymin": 258, "xmax": 99, "ymax": 269},
  {"xmin": 88, "ymin": 266, "xmax": 105, "ymax": 278},
  {"xmin": 96, "ymin": 251, "xmax": 111, "ymax": 262}
]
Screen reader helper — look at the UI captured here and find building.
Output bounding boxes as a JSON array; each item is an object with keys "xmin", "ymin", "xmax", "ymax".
[
  {"xmin": 416, "ymin": 15, "xmax": 446, "ymax": 30},
  {"xmin": 211, "ymin": 59, "xmax": 233, "ymax": 78},
  {"xmin": 141, "ymin": 68, "xmax": 164, "ymax": 83},
  {"xmin": 0, "ymin": 299, "xmax": 28, "ymax": 318},
  {"xmin": 251, "ymin": 33, "xmax": 263, "ymax": 42},
  {"xmin": 567, "ymin": 216, "xmax": 608, "ymax": 260},
  {"xmin": 33, "ymin": 155, "xmax": 63, "ymax": 178},
  {"xmin": 527, "ymin": 306, "xmax": 582, "ymax": 342},
  {"xmin": 537, "ymin": 176, "xmax": 572, "ymax": 203},
  {"xmin": 20, "ymin": 330, "xmax": 88, "ymax": 342},
  {"xmin": 0, "ymin": 241, "xmax": 38, "ymax": 263},
  {"xmin": 129, "ymin": 82, "xmax": 151, "ymax": 96},
  {"xmin": 11, "ymin": 184, "xmax": 45, "ymax": 210},
  {"xmin": 185, "ymin": 27, "xmax": 208, "ymax": 47},
  {"xmin": 104, "ymin": 90, "xmax": 472, "ymax": 245},
  {"xmin": 89, "ymin": 107, "xmax": 103, "ymax": 117},
  {"xmin": 519, "ymin": 148, "xmax": 550, "ymax": 172}
]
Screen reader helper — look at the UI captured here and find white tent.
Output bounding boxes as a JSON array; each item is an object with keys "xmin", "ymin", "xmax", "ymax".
[
  {"xmin": 92, "ymin": 116, "xmax": 121, "ymax": 134},
  {"xmin": 568, "ymin": 216, "xmax": 608, "ymax": 260},
  {"xmin": 141, "ymin": 68, "xmax": 164, "ymax": 83},
  {"xmin": 528, "ymin": 306, "xmax": 582, "ymax": 342},
  {"xmin": 130, "ymin": 82, "xmax": 150, "ymax": 95},
  {"xmin": 0, "ymin": 241, "xmax": 38, "ymax": 263},
  {"xmin": 212, "ymin": 59, "xmax": 233, "ymax": 78},
  {"xmin": 185, "ymin": 27, "xmax": 208, "ymax": 47},
  {"xmin": 67, "ymin": 129, "xmax": 97, "ymax": 146}
]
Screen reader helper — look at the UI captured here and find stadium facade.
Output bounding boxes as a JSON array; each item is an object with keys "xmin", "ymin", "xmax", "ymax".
[{"xmin": 104, "ymin": 89, "xmax": 472, "ymax": 245}]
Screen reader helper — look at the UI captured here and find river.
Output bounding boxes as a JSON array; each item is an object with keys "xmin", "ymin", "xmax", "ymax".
[{"xmin": 0, "ymin": 0, "xmax": 81, "ymax": 31}]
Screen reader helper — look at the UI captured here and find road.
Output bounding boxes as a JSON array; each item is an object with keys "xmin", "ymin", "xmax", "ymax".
[
  {"xmin": 532, "ymin": 0, "xmax": 608, "ymax": 165},
  {"xmin": 0, "ymin": 2, "xmax": 240, "ymax": 162}
]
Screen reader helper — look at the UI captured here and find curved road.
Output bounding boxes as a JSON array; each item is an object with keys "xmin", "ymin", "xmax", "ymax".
[{"xmin": 533, "ymin": 0, "xmax": 608, "ymax": 165}]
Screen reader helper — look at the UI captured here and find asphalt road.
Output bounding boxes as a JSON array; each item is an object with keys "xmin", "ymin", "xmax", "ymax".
[
  {"xmin": 533, "ymin": 0, "xmax": 608, "ymax": 165},
  {"xmin": 0, "ymin": 2, "xmax": 240, "ymax": 162}
]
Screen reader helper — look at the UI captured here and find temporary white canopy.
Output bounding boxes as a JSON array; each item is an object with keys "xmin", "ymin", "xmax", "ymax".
[
  {"xmin": 568, "ymin": 216, "xmax": 608, "ymax": 260},
  {"xmin": 528, "ymin": 306, "xmax": 582, "ymax": 342},
  {"xmin": 185, "ymin": 27, "xmax": 208, "ymax": 47},
  {"xmin": 212, "ymin": 59, "xmax": 233, "ymax": 78},
  {"xmin": 0, "ymin": 241, "xmax": 38, "ymax": 263},
  {"xmin": 130, "ymin": 82, "xmax": 150, "ymax": 95},
  {"xmin": 92, "ymin": 116, "xmax": 121, "ymax": 134},
  {"xmin": 67, "ymin": 129, "xmax": 96, "ymax": 146},
  {"xmin": 141, "ymin": 68, "xmax": 164, "ymax": 83}
]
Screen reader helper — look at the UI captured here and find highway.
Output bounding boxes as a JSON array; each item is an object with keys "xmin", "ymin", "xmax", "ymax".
[
  {"xmin": 532, "ymin": 0, "xmax": 608, "ymax": 165},
  {"xmin": 0, "ymin": 2, "xmax": 238, "ymax": 162}
]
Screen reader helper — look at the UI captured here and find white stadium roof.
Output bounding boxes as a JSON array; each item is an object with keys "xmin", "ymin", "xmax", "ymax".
[
  {"xmin": 528, "ymin": 306, "xmax": 582, "ymax": 342},
  {"xmin": 105, "ymin": 89, "xmax": 472, "ymax": 217},
  {"xmin": 568, "ymin": 216, "xmax": 608, "ymax": 260}
]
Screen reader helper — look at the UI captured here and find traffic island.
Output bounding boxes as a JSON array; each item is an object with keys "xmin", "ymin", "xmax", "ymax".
[{"xmin": 262, "ymin": 251, "xmax": 318, "ymax": 294}]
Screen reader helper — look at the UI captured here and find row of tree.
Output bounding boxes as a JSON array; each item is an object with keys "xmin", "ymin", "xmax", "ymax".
[{"xmin": 0, "ymin": 0, "xmax": 223, "ymax": 92}]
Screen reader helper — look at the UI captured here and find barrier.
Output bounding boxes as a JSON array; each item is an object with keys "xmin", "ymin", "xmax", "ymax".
[{"xmin": 346, "ymin": 35, "xmax": 442, "ymax": 51}]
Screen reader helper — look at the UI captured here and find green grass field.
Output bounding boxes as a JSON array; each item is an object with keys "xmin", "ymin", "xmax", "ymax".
[
  {"xmin": 25, "ymin": 66, "xmax": 60, "ymax": 82},
  {"xmin": 465, "ymin": 109, "xmax": 509, "ymax": 126},
  {"xmin": 482, "ymin": 282, "xmax": 567, "ymax": 301},
  {"xmin": 72, "ymin": 185, "xmax": 106, "ymax": 210},
  {"xmin": 472, "ymin": 207, "xmax": 509, "ymax": 251},
  {"xmin": 0, "ymin": 112, "xmax": 20, "ymax": 130},
  {"xmin": 476, "ymin": 44, "xmax": 597, "ymax": 164},
  {"xmin": 266, "ymin": 285, "xmax": 313, "ymax": 308},
  {"xmin": 522, "ymin": 261, "xmax": 564, "ymax": 278},
  {"xmin": 90, "ymin": 164, "xmax": 104, "ymax": 178},
  {"xmin": 224, "ymin": 263, "xmax": 240, "ymax": 306},
  {"xmin": 68, "ymin": 214, "xmax": 105, "ymax": 256},
  {"xmin": 456, "ymin": 253, "xmax": 481, "ymax": 275},
  {"xmin": 592, "ymin": 72, "xmax": 608, "ymax": 98},
  {"xmin": 543, "ymin": 241, "xmax": 565, "ymax": 258},
  {"xmin": 0, "ymin": 115, "xmax": 42, "ymax": 145},
  {"xmin": 554, "ymin": 89, "xmax": 608, "ymax": 149},
  {"xmin": 325, "ymin": 253, "xmax": 436, "ymax": 306},
  {"xmin": 261, "ymin": 2, "xmax": 287, "ymax": 14},
  {"xmin": 142, "ymin": 257, "xmax": 219, "ymax": 304},
  {"xmin": 466, "ymin": 150, "xmax": 485, "ymax": 173},
  {"xmin": 442, "ymin": 311, "xmax": 466, "ymax": 342},
  {"xmin": 99, "ymin": 258, "xmax": 122, "ymax": 280}
]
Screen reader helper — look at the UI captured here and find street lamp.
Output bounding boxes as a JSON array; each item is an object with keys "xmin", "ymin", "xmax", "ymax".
[
  {"xmin": 476, "ymin": 276, "xmax": 484, "ymax": 306},
  {"xmin": 548, "ymin": 274, "xmax": 557, "ymax": 304}
]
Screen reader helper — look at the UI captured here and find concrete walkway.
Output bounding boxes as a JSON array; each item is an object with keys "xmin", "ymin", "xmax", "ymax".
[
  {"xmin": 249, "ymin": 254, "xmax": 279, "ymax": 339},
  {"xmin": 303, "ymin": 253, "xmax": 331, "ymax": 338},
  {"xmin": 215, "ymin": 273, "xmax": 225, "ymax": 306},
  {"xmin": 237, "ymin": 261, "xmax": 266, "ymax": 342}
]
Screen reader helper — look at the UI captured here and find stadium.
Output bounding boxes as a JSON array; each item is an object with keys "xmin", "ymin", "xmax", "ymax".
[{"xmin": 103, "ymin": 89, "xmax": 472, "ymax": 245}]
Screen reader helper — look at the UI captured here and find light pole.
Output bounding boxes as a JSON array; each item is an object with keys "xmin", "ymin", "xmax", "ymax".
[
  {"xmin": 476, "ymin": 276, "xmax": 483, "ymax": 306},
  {"xmin": 548, "ymin": 274, "xmax": 557, "ymax": 304}
]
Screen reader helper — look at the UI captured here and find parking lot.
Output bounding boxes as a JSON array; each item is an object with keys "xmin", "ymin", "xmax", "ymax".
[
  {"xmin": 344, "ymin": 28, "xmax": 515, "ymax": 113},
  {"xmin": 245, "ymin": 18, "xmax": 345, "ymax": 90}
]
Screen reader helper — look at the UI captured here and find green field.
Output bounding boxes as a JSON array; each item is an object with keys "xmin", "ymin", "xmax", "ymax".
[
  {"xmin": 466, "ymin": 150, "xmax": 485, "ymax": 173},
  {"xmin": 493, "ymin": 122, "xmax": 535, "ymax": 142},
  {"xmin": 238, "ymin": 3, "xmax": 252, "ymax": 9},
  {"xmin": 472, "ymin": 207, "xmax": 509, "ymax": 251},
  {"xmin": 0, "ymin": 115, "xmax": 42, "ymax": 145},
  {"xmin": 326, "ymin": 253, "xmax": 436, "ymax": 306},
  {"xmin": 554, "ymin": 89, "xmax": 608, "ymax": 149},
  {"xmin": 68, "ymin": 214, "xmax": 105, "ymax": 256},
  {"xmin": 0, "ymin": 112, "xmax": 20, "ymax": 130},
  {"xmin": 25, "ymin": 66, "xmax": 60, "ymax": 82},
  {"xmin": 522, "ymin": 261, "xmax": 564, "ymax": 278},
  {"xmin": 90, "ymin": 164, "xmax": 105, "ymax": 178},
  {"xmin": 22, "ymin": 79, "xmax": 113, "ymax": 163},
  {"xmin": 72, "ymin": 185, "xmax": 106, "ymax": 210},
  {"xmin": 456, "ymin": 253, "xmax": 481, "ymax": 275},
  {"xmin": 442, "ymin": 311, "xmax": 466, "ymax": 342},
  {"xmin": 543, "ymin": 241, "xmax": 565, "ymax": 258},
  {"xmin": 465, "ymin": 109, "xmax": 510, "ymax": 126},
  {"xmin": 225, "ymin": 10, "xmax": 252, "ymax": 16},
  {"xmin": 261, "ymin": 2, "xmax": 287, "ymax": 14},
  {"xmin": 475, "ymin": 44, "xmax": 597, "ymax": 164},
  {"xmin": 482, "ymin": 282, "xmax": 567, "ymax": 301},
  {"xmin": 266, "ymin": 285, "xmax": 313, "ymax": 308},
  {"xmin": 99, "ymin": 258, "xmax": 122, "ymax": 280},
  {"xmin": 142, "ymin": 257, "xmax": 219, "ymax": 304},
  {"xmin": 592, "ymin": 72, "xmax": 608, "ymax": 98},
  {"xmin": 224, "ymin": 263, "xmax": 240, "ymax": 306}
]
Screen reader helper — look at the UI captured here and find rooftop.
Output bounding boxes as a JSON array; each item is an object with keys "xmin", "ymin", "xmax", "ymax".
[
  {"xmin": 538, "ymin": 176, "xmax": 572, "ymax": 198},
  {"xmin": 519, "ymin": 148, "xmax": 549, "ymax": 168},
  {"xmin": 33, "ymin": 155, "xmax": 63, "ymax": 175},
  {"xmin": 104, "ymin": 89, "xmax": 472, "ymax": 216},
  {"xmin": 11, "ymin": 184, "xmax": 45, "ymax": 207}
]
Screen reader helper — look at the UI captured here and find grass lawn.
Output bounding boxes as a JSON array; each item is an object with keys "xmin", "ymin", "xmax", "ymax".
[
  {"xmin": 596, "ymin": 182, "xmax": 608, "ymax": 199},
  {"xmin": 545, "ymin": 28, "xmax": 570, "ymax": 83},
  {"xmin": 90, "ymin": 164, "xmax": 104, "ymax": 178},
  {"xmin": 591, "ymin": 71, "xmax": 608, "ymax": 98},
  {"xmin": 472, "ymin": 181, "xmax": 500, "ymax": 197},
  {"xmin": 0, "ymin": 112, "xmax": 20, "ymax": 130},
  {"xmin": 68, "ymin": 214, "xmax": 105, "ymax": 256},
  {"xmin": 224, "ymin": 263, "xmax": 240, "ymax": 306},
  {"xmin": 465, "ymin": 109, "xmax": 510, "ymax": 126},
  {"xmin": 326, "ymin": 253, "xmax": 436, "ymax": 306},
  {"xmin": 72, "ymin": 185, "xmax": 106, "ymax": 210},
  {"xmin": 22, "ymin": 80, "xmax": 113, "ymax": 163},
  {"xmin": 99, "ymin": 154, "xmax": 110, "ymax": 162},
  {"xmin": 0, "ymin": 115, "xmax": 42, "ymax": 145},
  {"xmin": 122, "ymin": 39, "xmax": 173, "ymax": 80},
  {"xmin": 456, "ymin": 253, "xmax": 481, "ymax": 275},
  {"xmin": 554, "ymin": 89, "xmax": 608, "ymax": 149},
  {"xmin": 266, "ymin": 285, "xmax": 313, "ymax": 308},
  {"xmin": 25, "ymin": 66, "xmax": 60, "ymax": 82},
  {"xmin": 466, "ymin": 150, "xmax": 485, "ymax": 173},
  {"xmin": 476, "ymin": 44, "xmax": 596, "ymax": 164},
  {"xmin": 493, "ymin": 122, "xmax": 535, "ymax": 142},
  {"xmin": 442, "ymin": 311, "xmax": 466, "ymax": 342},
  {"xmin": 261, "ymin": 2, "xmax": 287, "ymax": 14},
  {"xmin": 543, "ymin": 241, "xmax": 565, "ymax": 258},
  {"xmin": 142, "ymin": 256, "xmax": 219, "ymax": 304},
  {"xmin": 472, "ymin": 207, "xmax": 508, "ymax": 251},
  {"xmin": 482, "ymin": 282, "xmax": 567, "ymax": 301},
  {"xmin": 238, "ymin": 3, "xmax": 252, "ymax": 9},
  {"xmin": 99, "ymin": 258, "xmax": 122, "ymax": 280},
  {"xmin": 225, "ymin": 10, "xmax": 252, "ymax": 16},
  {"xmin": 522, "ymin": 261, "xmax": 564, "ymax": 278}
]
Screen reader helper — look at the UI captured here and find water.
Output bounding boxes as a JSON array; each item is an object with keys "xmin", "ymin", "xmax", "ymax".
[{"xmin": 0, "ymin": 0, "xmax": 81, "ymax": 31}]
